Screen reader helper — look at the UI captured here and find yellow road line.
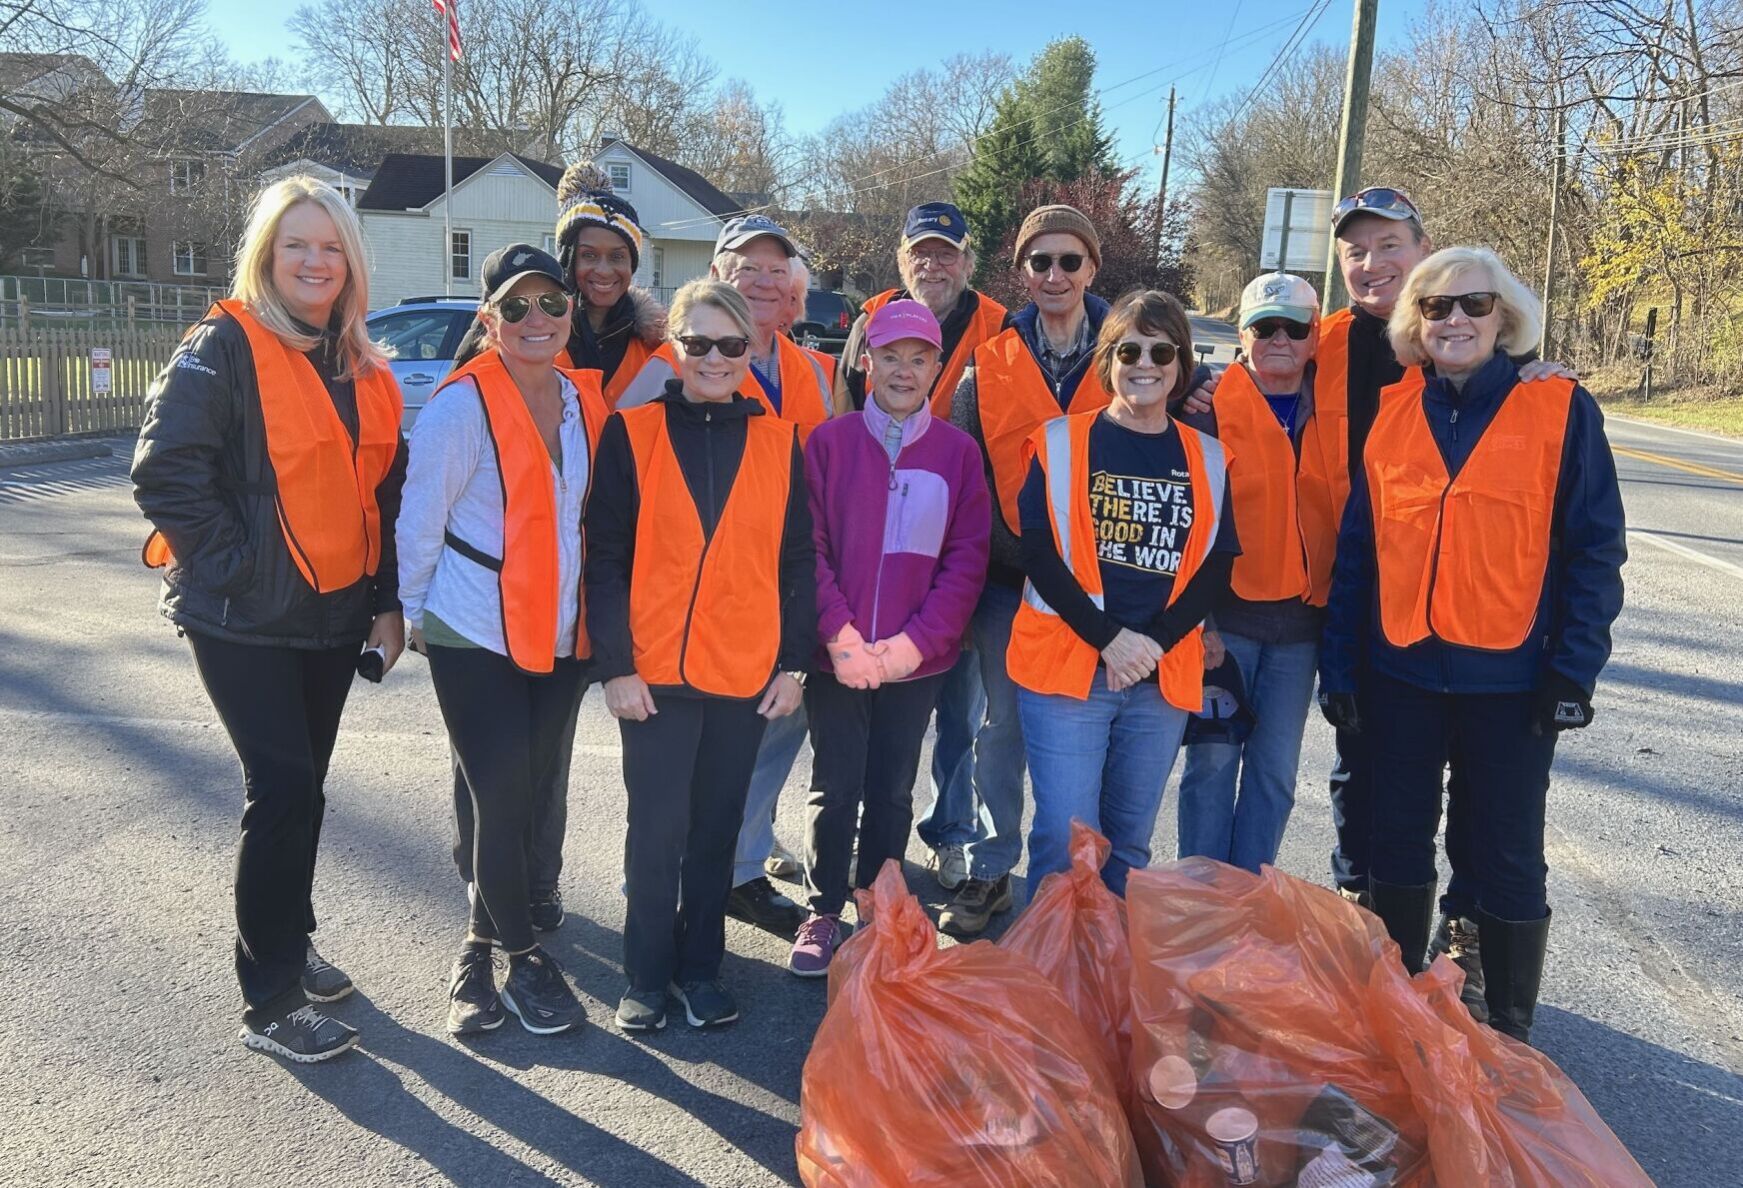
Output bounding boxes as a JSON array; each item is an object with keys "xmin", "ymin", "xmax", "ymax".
[{"xmin": 1612, "ymin": 444, "xmax": 1743, "ymax": 485}]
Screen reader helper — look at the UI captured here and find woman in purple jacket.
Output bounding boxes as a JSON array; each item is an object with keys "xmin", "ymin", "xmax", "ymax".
[{"xmin": 790, "ymin": 300, "xmax": 992, "ymax": 976}]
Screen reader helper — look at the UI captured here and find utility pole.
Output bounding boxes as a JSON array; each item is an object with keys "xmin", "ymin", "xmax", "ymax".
[
  {"xmin": 1156, "ymin": 86, "xmax": 1177, "ymax": 256},
  {"xmin": 1540, "ymin": 107, "xmax": 1566, "ymax": 358},
  {"xmin": 1324, "ymin": 0, "xmax": 1380, "ymax": 310}
]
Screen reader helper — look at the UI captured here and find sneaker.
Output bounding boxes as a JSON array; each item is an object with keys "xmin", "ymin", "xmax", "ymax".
[
  {"xmin": 930, "ymin": 844, "xmax": 969, "ymax": 892},
  {"xmin": 530, "ymin": 887, "xmax": 565, "ymax": 932},
  {"xmin": 939, "ymin": 874, "xmax": 1013, "ymax": 937},
  {"xmin": 1429, "ymin": 914, "xmax": 1490, "ymax": 1024},
  {"xmin": 788, "ymin": 914, "xmax": 842, "ymax": 978},
  {"xmin": 501, "ymin": 947, "xmax": 585, "ymax": 1036},
  {"xmin": 240, "ymin": 1000, "xmax": 358, "ymax": 1063},
  {"xmin": 447, "ymin": 941, "xmax": 505, "ymax": 1036},
  {"xmin": 764, "ymin": 840, "xmax": 801, "ymax": 881},
  {"xmin": 669, "ymin": 979, "xmax": 739, "ymax": 1028},
  {"xmin": 726, "ymin": 876, "xmax": 807, "ymax": 935},
  {"xmin": 302, "ymin": 944, "xmax": 353, "ymax": 1003},
  {"xmin": 615, "ymin": 987, "xmax": 668, "ymax": 1034}
]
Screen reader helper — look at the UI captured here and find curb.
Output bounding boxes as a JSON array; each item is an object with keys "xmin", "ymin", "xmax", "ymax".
[{"xmin": 0, "ymin": 436, "xmax": 121, "ymax": 469}]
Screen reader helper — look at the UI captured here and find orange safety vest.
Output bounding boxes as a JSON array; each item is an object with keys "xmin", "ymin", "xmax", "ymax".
[
  {"xmin": 141, "ymin": 300, "xmax": 402, "ymax": 592},
  {"xmin": 974, "ymin": 325, "xmax": 1112, "ymax": 535},
  {"xmin": 620, "ymin": 402, "xmax": 796, "ymax": 697},
  {"xmin": 431, "ymin": 350, "xmax": 609, "ymax": 674},
  {"xmin": 1312, "ymin": 306, "xmax": 1356, "ymax": 532},
  {"xmin": 802, "ymin": 343, "xmax": 837, "ymax": 390},
  {"xmin": 558, "ymin": 336, "xmax": 659, "ymax": 412},
  {"xmin": 862, "ymin": 288, "xmax": 1009, "ymax": 419},
  {"xmin": 1212, "ymin": 363, "xmax": 1341, "ymax": 607},
  {"xmin": 1006, "ymin": 411, "xmax": 1230, "ymax": 711},
  {"xmin": 1367, "ymin": 371, "xmax": 1574, "ymax": 652},
  {"xmin": 615, "ymin": 338, "xmax": 829, "ymax": 442}
]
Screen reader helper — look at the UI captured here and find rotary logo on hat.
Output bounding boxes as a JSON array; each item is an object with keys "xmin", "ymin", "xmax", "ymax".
[{"xmin": 939, "ymin": 214, "xmax": 953, "ymax": 226}]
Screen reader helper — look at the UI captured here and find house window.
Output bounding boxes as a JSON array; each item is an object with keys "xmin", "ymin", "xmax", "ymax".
[
  {"xmin": 111, "ymin": 235, "xmax": 147, "ymax": 277},
  {"xmin": 450, "ymin": 230, "xmax": 471, "ymax": 280},
  {"xmin": 543, "ymin": 233, "xmax": 557, "ymax": 255},
  {"xmin": 20, "ymin": 246, "xmax": 55, "ymax": 269},
  {"xmin": 172, "ymin": 241, "xmax": 208, "ymax": 277},
  {"xmin": 170, "ymin": 159, "xmax": 204, "ymax": 194},
  {"xmin": 651, "ymin": 245, "xmax": 664, "ymax": 289},
  {"xmin": 608, "ymin": 162, "xmax": 631, "ymax": 191}
]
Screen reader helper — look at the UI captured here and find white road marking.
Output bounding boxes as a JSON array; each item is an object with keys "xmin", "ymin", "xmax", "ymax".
[{"xmin": 1627, "ymin": 529, "xmax": 1743, "ymax": 580}]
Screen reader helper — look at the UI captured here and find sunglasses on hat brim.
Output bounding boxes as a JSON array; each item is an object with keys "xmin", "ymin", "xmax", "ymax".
[
  {"xmin": 1333, "ymin": 186, "xmax": 1422, "ymax": 227},
  {"xmin": 1417, "ymin": 292, "xmax": 1497, "ymax": 320}
]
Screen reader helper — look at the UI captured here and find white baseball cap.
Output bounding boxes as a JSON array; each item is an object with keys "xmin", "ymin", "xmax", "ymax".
[{"xmin": 1238, "ymin": 272, "xmax": 1319, "ymax": 330}]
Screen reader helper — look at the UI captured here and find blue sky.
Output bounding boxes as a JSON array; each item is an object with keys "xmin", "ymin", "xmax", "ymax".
[{"xmin": 205, "ymin": 0, "xmax": 1419, "ymax": 188}]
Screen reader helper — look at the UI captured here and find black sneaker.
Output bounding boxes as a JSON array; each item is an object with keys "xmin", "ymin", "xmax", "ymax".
[
  {"xmin": 240, "ymin": 1000, "xmax": 358, "ymax": 1063},
  {"xmin": 501, "ymin": 947, "xmax": 585, "ymax": 1035},
  {"xmin": 447, "ymin": 941, "xmax": 505, "ymax": 1036},
  {"xmin": 302, "ymin": 944, "xmax": 353, "ymax": 1003},
  {"xmin": 938, "ymin": 874, "xmax": 1013, "ymax": 937},
  {"xmin": 726, "ymin": 876, "xmax": 806, "ymax": 935},
  {"xmin": 615, "ymin": 987, "xmax": 668, "ymax": 1033},
  {"xmin": 670, "ymin": 979, "xmax": 739, "ymax": 1029},
  {"xmin": 530, "ymin": 887, "xmax": 565, "ymax": 932},
  {"xmin": 1429, "ymin": 914, "xmax": 1490, "ymax": 1023}
]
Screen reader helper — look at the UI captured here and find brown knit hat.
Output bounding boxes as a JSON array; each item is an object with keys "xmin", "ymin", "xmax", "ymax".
[{"xmin": 1012, "ymin": 204, "xmax": 1102, "ymax": 268}]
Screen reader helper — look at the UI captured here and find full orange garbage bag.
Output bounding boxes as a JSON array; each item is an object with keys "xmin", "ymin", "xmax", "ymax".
[
  {"xmin": 795, "ymin": 860, "xmax": 1142, "ymax": 1188},
  {"xmin": 1125, "ymin": 858, "xmax": 1651, "ymax": 1187}
]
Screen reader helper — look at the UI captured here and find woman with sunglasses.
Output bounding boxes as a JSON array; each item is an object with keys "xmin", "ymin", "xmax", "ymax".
[
  {"xmin": 398, "ymin": 243, "xmax": 608, "ymax": 1037},
  {"xmin": 1009, "ymin": 289, "xmax": 1238, "ymax": 895},
  {"xmin": 1319, "ymin": 246, "xmax": 1624, "ymax": 1045},
  {"xmin": 585, "ymin": 278, "xmax": 814, "ymax": 1033}
]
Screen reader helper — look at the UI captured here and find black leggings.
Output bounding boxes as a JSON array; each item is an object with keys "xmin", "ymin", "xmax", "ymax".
[
  {"xmin": 187, "ymin": 631, "xmax": 358, "ymax": 1010},
  {"xmin": 426, "ymin": 645, "xmax": 586, "ymax": 953}
]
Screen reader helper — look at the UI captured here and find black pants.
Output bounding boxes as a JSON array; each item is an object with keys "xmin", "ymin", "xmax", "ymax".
[
  {"xmin": 1365, "ymin": 671, "xmax": 1556, "ymax": 921},
  {"xmin": 187, "ymin": 631, "xmax": 357, "ymax": 1010},
  {"xmin": 620, "ymin": 694, "xmax": 767, "ymax": 991},
  {"xmin": 426, "ymin": 645, "xmax": 587, "ymax": 953},
  {"xmin": 449, "ymin": 703, "xmax": 577, "ymax": 891},
  {"xmin": 803, "ymin": 672, "xmax": 946, "ymax": 916}
]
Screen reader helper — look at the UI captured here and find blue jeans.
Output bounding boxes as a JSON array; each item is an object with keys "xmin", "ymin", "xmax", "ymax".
[
  {"xmin": 1178, "ymin": 633, "xmax": 1317, "ymax": 872},
  {"xmin": 918, "ymin": 582, "xmax": 1027, "ymax": 879},
  {"xmin": 1019, "ymin": 669, "xmax": 1189, "ymax": 896},
  {"xmin": 734, "ymin": 700, "xmax": 808, "ymax": 886}
]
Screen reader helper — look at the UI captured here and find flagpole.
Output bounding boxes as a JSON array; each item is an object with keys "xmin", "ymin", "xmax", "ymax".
[{"xmin": 442, "ymin": 27, "xmax": 453, "ymax": 298}]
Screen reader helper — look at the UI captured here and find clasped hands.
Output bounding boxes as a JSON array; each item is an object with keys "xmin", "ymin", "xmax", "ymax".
[{"xmin": 829, "ymin": 624, "xmax": 922, "ymax": 690}]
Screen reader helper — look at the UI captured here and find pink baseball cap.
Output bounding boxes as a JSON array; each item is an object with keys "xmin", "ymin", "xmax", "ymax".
[{"xmin": 865, "ymin": 299, "xmax": 942, "ymax": 350}]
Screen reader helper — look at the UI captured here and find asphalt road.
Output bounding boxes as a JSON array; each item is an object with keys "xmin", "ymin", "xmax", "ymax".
[{"xmin": 1, "ymin": 418, "xmax": 1739, "ymax": 1187}]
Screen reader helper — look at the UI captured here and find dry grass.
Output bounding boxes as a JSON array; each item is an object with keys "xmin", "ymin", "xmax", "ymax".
[{"xmin": 1583, "ymin": 365, "xmax": 1743, "ymax": 437}]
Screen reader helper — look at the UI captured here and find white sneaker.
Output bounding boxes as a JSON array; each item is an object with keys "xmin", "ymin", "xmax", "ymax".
[
  {"xmin": 764, "ymin": 840, "xmax": 801, "ymax": 880},
  {"xmin": 932, "ymin": 844, "xmax": 969, "ymax": 891}
]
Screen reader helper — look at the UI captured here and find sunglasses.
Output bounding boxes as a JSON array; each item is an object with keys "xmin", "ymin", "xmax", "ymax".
[
  {"xmin": 1333, "ymin": 186, "xmax": 1422, "ymax": 226},
  {"xmin": 496, "ymin": 291, "xmax": 569, "ymax": 323},
  {"xmin": 1417, "ymin": 292, "xmax": 1497, "ymax": 321},
  {"xmin": 676, "ymin": 334, "xmax": 750, "ymax": 359},
  {"xmin": 1026, "ymin": 252, "xmax": 1086, "ymax": 275},
  {"xmin": 1114, "ymin": 341, "xmax": 1179, "ymax": 366},
  {"xmin": 1247, "ymin": 318, "xmax": 1313, "ymax": 341}
]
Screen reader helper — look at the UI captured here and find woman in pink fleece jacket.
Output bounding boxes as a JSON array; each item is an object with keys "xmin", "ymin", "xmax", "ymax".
[{"xmin": 789, "ymin": 300, "xmax": 991, "ymax": 977}]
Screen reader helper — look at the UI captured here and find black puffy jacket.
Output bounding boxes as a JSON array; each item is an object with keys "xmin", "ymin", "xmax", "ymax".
[{"xmin": 131, "ymin": 308, "xmax": 408, "ymax": 649}]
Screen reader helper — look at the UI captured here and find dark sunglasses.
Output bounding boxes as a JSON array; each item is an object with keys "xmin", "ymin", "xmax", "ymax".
[
  {"xmin": 1417, "ymin": 292, "xmax": 1497, "ymax": 321},
  {"xmin": 1026, "ymin": 252, "xmax": 1086, "ymax": 275},
  {"xmin": 497, "ymin": 291, "xmax": 569, "ymax": 323},
  {"xmin": 1333, "ymin": 185, "xmax": 1422, "ymax": 225},
  {"xmin": 676, "ymin": 334, "xmax": 750, "ymax": 359},
  {"xmin": 1247, "ymin": 318, "xmax": 1313, "ymax": 341},
  {"xmin": 1113, "ymin": 341, "xmax": 1179, "ymax": 366}
]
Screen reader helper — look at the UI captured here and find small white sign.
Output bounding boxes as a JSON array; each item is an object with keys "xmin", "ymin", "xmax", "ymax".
[{"xmin": 91, "ymin": 347, "xmax": 112, "ymax": 395}]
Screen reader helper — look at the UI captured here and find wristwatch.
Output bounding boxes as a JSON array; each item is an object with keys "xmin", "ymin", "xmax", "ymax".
[{"xmin": 785, "ymin": 670, "xmax": 808, "ymax": 687}]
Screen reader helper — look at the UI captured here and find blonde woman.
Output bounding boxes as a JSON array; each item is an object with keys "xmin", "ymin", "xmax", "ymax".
[{"xmin": 132, "ymin": 175, "xmax": 406, "ymax": 1064}]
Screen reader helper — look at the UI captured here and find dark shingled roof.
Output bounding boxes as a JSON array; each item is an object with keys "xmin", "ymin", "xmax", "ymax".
[
  {"xmin": 602, "ymin": 139, "xmax": 743, "ymax": 219},
  {"xmin": 259, "ymin": 122, "xmax": 449, "ymax": 178},
  {"xmin": 357, "ymin": 153, "xmax": 563, "ymax": 211},
  {"xmin": 140, "ymin": 90, "xmax": 324, "ymax": 153}
]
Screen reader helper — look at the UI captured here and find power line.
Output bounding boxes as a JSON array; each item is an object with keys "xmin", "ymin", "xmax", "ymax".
[{"xmin": 1228, "ymin": 0, "xmax": 1337, "ymax": 123}]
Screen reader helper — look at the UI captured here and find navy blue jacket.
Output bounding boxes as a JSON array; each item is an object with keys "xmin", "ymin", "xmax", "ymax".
[
  {"xmin": 1007, "ymin": 292, "xmax": 1111, "ymax": 409},
  {"xmin": 1320, "ymin": 351, "xmax": 1626, "ymax": 696}
]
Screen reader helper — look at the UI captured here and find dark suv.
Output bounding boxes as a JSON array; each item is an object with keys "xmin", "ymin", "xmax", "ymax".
[{"xmin": 794, "ymin": 290, "xmax": 860, "ymax": 356}]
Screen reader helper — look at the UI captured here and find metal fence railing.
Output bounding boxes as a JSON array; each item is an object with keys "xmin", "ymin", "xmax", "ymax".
[{"xmin": 0, "ymin": 275, "xmax": 225, "ymax": 329}]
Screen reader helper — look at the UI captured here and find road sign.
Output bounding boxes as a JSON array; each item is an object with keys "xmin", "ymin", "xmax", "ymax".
[
  {"xmin": 1261, "ymin": 188, "xmax": 1333, "ymax": 273},
  {"xmin": 90, "ymin": 348, "xmax": 112, "ymax": 396}
]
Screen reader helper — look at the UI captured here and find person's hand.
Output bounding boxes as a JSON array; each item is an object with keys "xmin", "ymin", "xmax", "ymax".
[
  {"xmin": 1202, "ymin": 629, "xmax": 1226, "ymax": 670},
  {"xmin": 758, "ymin": 672, "xmax": 804, "ymax": 719},
  {"xmin": 1519, "ymin": 359, "xmax": 1577, "ymax": 383},
  {"xmin": 368, "ymin": 610, "xmax": 405, "ymax": 675},
  {"xmin": 406, "ymin": 624, "xmax": 427, "ymax": 656},
  {"xmin": 869, "ymin": 632, "xmax": 924, "ymax": 682},
  {"xmin": 1318, "ymin": 689, "xmax": 1361, "ymax": 734},
  {"xmin": 605, "ymin": 674, "xmax": 657, "ymax": 721},
  {"xmin": 1532, "ymin": 671, "xmax": 1594, "ymax": 735},
  {"xmin": 1101, "ymin": 628, "xmax": 1162, "ymax": 692},
  {"xmin": 1178, "ymin": 363, "xmax": 1225, "ymax": 415},
  {"xmin": 828, "ymin": 624, "xmax": 882, "ymax": 690}
]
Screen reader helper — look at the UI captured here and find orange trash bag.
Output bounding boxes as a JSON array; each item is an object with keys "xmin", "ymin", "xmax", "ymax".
[
  {"xmin": 1125, "ymin": 858, "xmax": 1651, "ymax": 1187},
  {"xmin": 795, "ymin": 859, "xmax": 1142, "ymax": 1188}
]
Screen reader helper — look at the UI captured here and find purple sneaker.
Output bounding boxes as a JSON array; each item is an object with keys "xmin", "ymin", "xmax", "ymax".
[{"xmin": 788, "ymin": 914, "xmax": 842, "ymax": 978}]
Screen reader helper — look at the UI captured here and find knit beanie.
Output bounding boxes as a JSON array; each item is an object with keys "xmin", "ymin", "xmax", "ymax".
[
  {"xmin": 554, "ymin": 160, "xmax": 645, "ymax": 276},
  {"xmin": 1011, "ymin": 204, "xmax": 1102, "ymax": 269}
]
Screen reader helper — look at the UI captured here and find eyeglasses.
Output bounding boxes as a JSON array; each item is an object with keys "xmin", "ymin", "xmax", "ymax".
[
  {"xmin": 1246, "ymin": 318, "xmax": 1313, "ymax": 341},
  {"xmin": 676, "ymin": 334, "xmax": 750, "ymax": 359},
  {"xmin": 1113, "ymin": 341, "xmax": 1179, "ymax": 366},
  {"xmin": 1416, "ymin": 292, "xmax": 1497, "ymax": 321},
  {"xmin": 496, "ymin": 291, "xmax": 569, "ymax": 323},
  {"xmin": 910, "ymin": 246, "xmax": 962, "ymax": 267},
  {"xmin": 1333, "ymin": 186, "xmax": 1422, "ymax": 226},
  {"xmin": 1026, "ymin": 252, "xmax": 1085, "ymax": 275}
]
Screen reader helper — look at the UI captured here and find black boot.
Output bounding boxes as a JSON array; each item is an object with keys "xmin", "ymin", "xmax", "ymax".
[
  {"xmin": 1428, "ymin": 914, "xmax": 1489, "ymax": 1023},
  {"xmin": 1476, "ymin": 908, "xmax": 1551, "ymax": 1046},
  {"xmin": 1369, "ymin": 878, "xmax": 1437, "ymax": 973}
]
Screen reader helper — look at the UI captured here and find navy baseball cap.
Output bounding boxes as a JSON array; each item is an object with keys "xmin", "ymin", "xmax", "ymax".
[
  {"xmin": 903, "ymin": 202, "xmax": 970, "ymax": 248},
  {"xmin": 715, "ymin": 213, "xmax": 798, "ymax": 258},
  {"xmin": 481, "ymin": 242, "xmax": 565, "ymax": 303}
]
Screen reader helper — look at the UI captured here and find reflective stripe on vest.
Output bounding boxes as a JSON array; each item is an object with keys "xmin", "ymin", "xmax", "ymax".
[
  {"xmin": 142, "ymin": 300, "xmax": 402, "ymax": 591},
  {"xmin": 862, "ymin": 289, "xmax": 1009, "ymax": 418},
  {"xmin": 1367, "ymin": 372, "xmax": 1574, "ymax": 651},
  {"xmin": 621, "ymin": 403, "xmax": 794, "ymax": 697},
  {"xmin": 1213, "ymin": 364, "xmax": 1340, "ymax": 606},
  {"xmin": 1005, "ymin": 410, "xmax": 1229, "ymax": 711},
  {"xmin": 430, "ymin": 351, "xmax": 608, "ymax": 673},
  {"xmin": 975, "ymin": 326, "xmax": 1112, "ymax": 535}
]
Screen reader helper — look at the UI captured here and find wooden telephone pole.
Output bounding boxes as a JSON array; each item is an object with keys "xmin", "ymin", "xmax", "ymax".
[
  {"xmin": 1156, "ymin": 86, "xmax": 1177, "ymax": 256},
  {"xmin": 1324, "ymin": 0, "xmax": 1380, "ymax": 309}
]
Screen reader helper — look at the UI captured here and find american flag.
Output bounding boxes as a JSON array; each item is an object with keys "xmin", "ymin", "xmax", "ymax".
[{"xmin": 433, "ymin": 0, "xmax": 461, "ymax": 61}]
